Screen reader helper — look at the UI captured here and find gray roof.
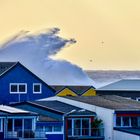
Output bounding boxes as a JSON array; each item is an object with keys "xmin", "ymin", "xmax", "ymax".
[
  {"xmin": 32, "ymin": 100, "xmax": 95, "ymax": 115},
  {"xmin": 0, "ymin": 62, "xmax": 17, "ymax": 75},
  {"xmin": 64, "ymin": 95, "xmax": 140, "ymax": 111},
  {"xmin": 97, "ymin": 79, "xmax": 140, "ymax": 91},
  {"xmin": 51, "ymin": 85, "xmax": 93, "ymax": 94},
  {"xmin": 0, "ymin": 105, "xmax": 30, "ymax": 114},
  {"xmin": 38, "ymin": 115, "xmax": 60, "ymax": 122},
  {"xmin": 0, "ymin": 105, "xmax": 36, "ymax": 116}
]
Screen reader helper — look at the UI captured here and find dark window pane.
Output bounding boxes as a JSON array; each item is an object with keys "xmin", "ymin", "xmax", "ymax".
[
  {"xmin": 82, "ymin": 119, "xmax": 89, "ymax": 136},
  {"xmin": 116, "ymin": 117, "xmax": 121, "ymax": 126},
  {"xmin": 15, "ymin": 119, "xmax": 22, "ymax": 131},
  {"xmin": 68, "ymin": 119, "xmax": 72, "ymax": 136},
  {"xmin": 131, "ymin": 117, "xmax": 138, "ymax": 127},
  {"xmin": 34, "ymin": 84, "xmax": 41, "ymax": 93},
  {"xmin": 19, "ymin": 85, "xmax": 26, "ymax": 92},
  {"xmin": 24, "ymin": 119, "xmax": 32, "ymax": 130},
  {"xmin": 74, "ymin": 119, "xmax": 81, "ymax": 135},
  {"xmin": 8, "ymin": 119, "xmax": 13, "ymax": 131},
  {"xmin": 82, "ymin": 119, "xmax": 89, "ymax": 128},
  {"xmin": 11, "ymin": 85, "xmax": 17, "ymax": 92},
  {"xmin": 123, "ymin": 117, "xmax": 130, "ymax": 126}
]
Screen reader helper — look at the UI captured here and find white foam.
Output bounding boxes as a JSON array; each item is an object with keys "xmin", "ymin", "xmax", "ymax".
[{"xmin": 0, "ymin": 28, "xmax": 96, "ymax": 86}]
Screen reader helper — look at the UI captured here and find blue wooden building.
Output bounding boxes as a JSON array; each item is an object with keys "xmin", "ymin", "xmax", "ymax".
[
  {"xmin": 0, "ymin": 62, "xmax": 55, "ymax": 104},
  {"xmin": 0, "ymin": 105, "xmax": 47, "ymax": 140},
  {"xmin": 11, "ymin": 100, "xmax": 99, "ymax": 140}
]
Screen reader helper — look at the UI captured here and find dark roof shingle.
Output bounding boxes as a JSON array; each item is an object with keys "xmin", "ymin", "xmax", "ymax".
[
  {"xmin": 38, "ymin": 115, "xmax": 60, "ymax": 122},
  {"xmin": 64, "ymin": 95, "xmax": 140, "ymax": 111},
  {"xmin": 32, "ymin": 100, "xmax": 95, "ymax": 115}
]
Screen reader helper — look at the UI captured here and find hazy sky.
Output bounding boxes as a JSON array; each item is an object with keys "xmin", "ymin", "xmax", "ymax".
[{"xmin": 1, "ymin": 0, "xmax": 140, "ymax": 70}]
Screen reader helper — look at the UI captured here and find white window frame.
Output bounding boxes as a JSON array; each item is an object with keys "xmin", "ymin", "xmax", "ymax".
[
  {"xmin": 33, "ymin": 83, "xmax": 42, "ymax": 94},
  {"xmin": 10, "ymin": 83, "xmax": 27, "ymax": 94},
  {"xmin": 45, "ymin": 125, "xmax": 63, "ymax": 134},
  {"xmin": 115, "ymin": 116, "xmax": 138, "ymax": 128},
  {"xmin": 37, "ymin": 125, "xmax": 63, "ymax": 134},
  {"xmin": 7, "ymin": 117, "xmax": 34, "ymax": 132},
  {"xmin": 68, "ymin": 118, "xmax": 91, "ymax": 136}
]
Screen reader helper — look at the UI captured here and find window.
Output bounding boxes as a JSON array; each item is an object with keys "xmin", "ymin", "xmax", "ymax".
[
  {"xmin": 37, "ymin": 125, "xmax": 62, "ymax": 133},
  {"xmin": 24, "ymin": 119, "xmax": 32, "ymax": 130},
  {"xmin": 68, "ymin": 120, "xmax": 72, "ymax": 135},
  {"xmin": 115, "ymin": 116, "xmax": 139, "ymax": 127},
  {"xmin": 131, "ymin": 117, "xmax": 138, "ymax": 127},
  {"xmin": 74, "ymin": 119, "xmax": 81, "ymax": 135},
  {"xmin": 82, "ymin": 119, "xmax": 90, "ymax": 136},
  {"xmin": 54, "ymin": 126, "xmax": 62, "ymax": 132},
  {"xmin": 45, "ymin": 126, "xmax": 52, "ymax": 132},
  {"xmin": 10, "ymin": 83, "xmax": 27, "ymax": 94},
  {"xmin": 68, "ymin": 118, "xmax": 90, "ymax": 136},
  {"xmin": 14, "ymin": 119, "xmax": 22, "ymax": 131},
  {"xmin": 8, "ymin": 119, "xmax": 13, "ymax": 131},
  {"xmin": 19, "ymin": 85, "xmax": 26, "ymax": 92},
  {"xmin": 33, "ymin": 83, "xmax": 42, "ymax": 94},
  {"xmin": 11, "ymin": 85, "xmax": 18, "ymax": 92},
  {"xmin": 7, "ymin": 118, "xmax": 34, "ymax": 134},
  {"xmin": 116, "ymin": 117, "xmax": 121, "ymax": 127},
  {"xmin": 123, "ymin": 117, "xmax": 130, "ymax": 126}
]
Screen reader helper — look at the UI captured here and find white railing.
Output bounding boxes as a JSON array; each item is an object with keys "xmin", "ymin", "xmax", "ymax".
[
  {"xmin": 6, "ymin": 130, "xmax": 46, "ymax": 139},
  {"xmin": 68, "ymin": 128, "xmax": 104, "ymax": 137}
]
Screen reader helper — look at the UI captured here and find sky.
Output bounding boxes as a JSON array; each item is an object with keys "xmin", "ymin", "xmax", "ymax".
[{"xmin": 0, "ymin": 0, "xmax": 140, "ymax": 70}]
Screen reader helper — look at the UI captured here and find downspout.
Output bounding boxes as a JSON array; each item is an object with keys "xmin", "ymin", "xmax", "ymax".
[
  {"xmin": 63, "ymin": 114, "xmax": 67, "ymax": 140},
  {"xmin": 112, "ymin": 110, "xmax": 115, "ymax": 140}
]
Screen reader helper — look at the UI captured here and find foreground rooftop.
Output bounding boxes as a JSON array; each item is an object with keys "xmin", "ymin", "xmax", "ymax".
[{"xmin": 63, "ymin": 95, "xmax": 140, "ymax": 111}]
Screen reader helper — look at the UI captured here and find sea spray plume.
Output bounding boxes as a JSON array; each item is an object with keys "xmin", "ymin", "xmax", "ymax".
[
  {"xmin": 0, "ymin": 28, "xmax": 95, "ymax": 86},
  {"xmin": 1, "ymin": 30, "xmax": 30, "ymax": 49}
]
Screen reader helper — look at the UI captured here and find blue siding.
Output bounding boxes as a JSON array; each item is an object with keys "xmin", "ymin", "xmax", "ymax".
[
  {"xmin": 37, "ymin": 122, "xmax": 63, "ymax": 126},
  {"xmin": 37, "ymin": 122, "xmax": 63, "ymax": 140},
  {"xmin": 0, "ymin": 63, "xmax": 55, "ymax": 104},
  {"xmin": 46, "ymin": 134, "xmax": 63, "ymax": 140}
]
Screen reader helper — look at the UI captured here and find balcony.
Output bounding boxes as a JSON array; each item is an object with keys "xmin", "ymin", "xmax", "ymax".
[
  {"xmin": 5, "ymin": 129, "xmax": 47, "ymax": 140},
  {"xmin": 66, "ymin": 117, "xmax": 104, "ymax": 140},
  {"xmin": 68, "ymin": 128, "xmax": 104, "ymax": 140}
]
